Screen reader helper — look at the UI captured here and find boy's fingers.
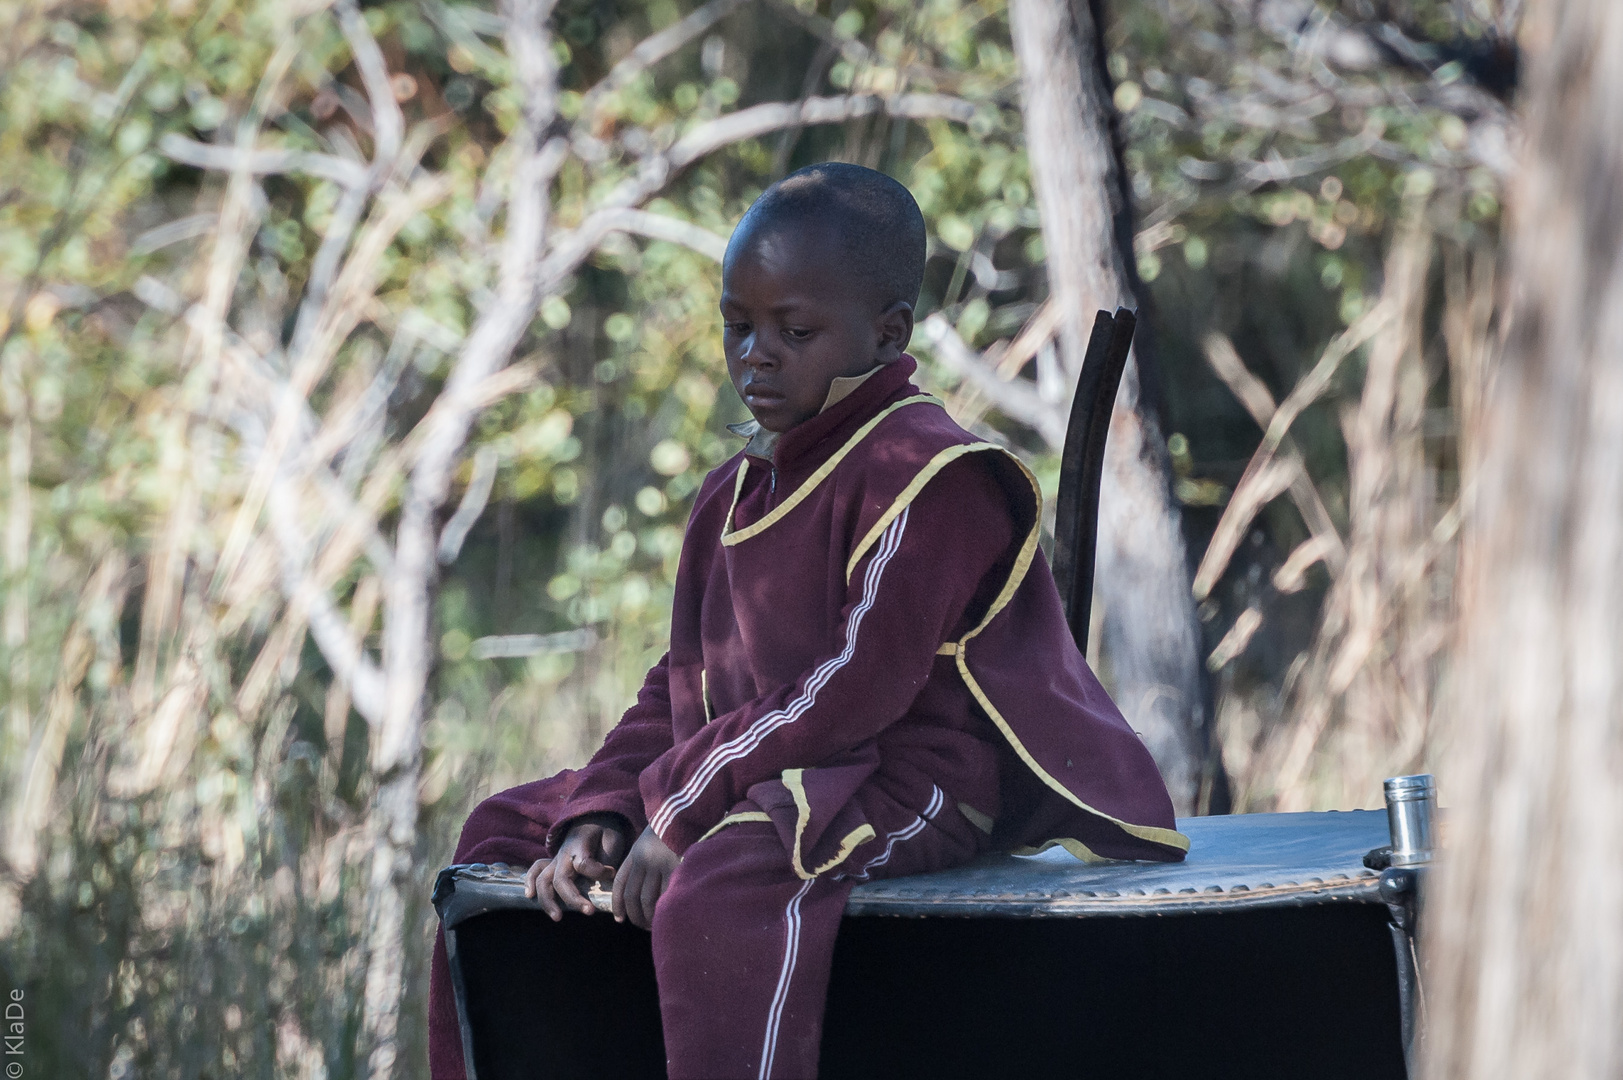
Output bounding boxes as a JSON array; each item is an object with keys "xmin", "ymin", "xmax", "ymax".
[
  {"xmin": 553, "ymin": 859, "xmax": 592, "ymax": 915},
  {"xmin": 623, "ymin": 884, "xmax": 643, "ymax": 931},
  {"xmin": 552, "ymin": 863, "xmax": 580, "ymax": 905},
  {"xmin": 620, "ymin": 862, "xmax": 643, "ymax": 927},
  {"xmin": 523, "ymin": 859, "xmax": 546, "ymax": 899},
  {"xmin": 534, "ymin": 864, "xmax": 563, "ymax": 921},
  {"xmin": 637, "ymin": 873, "xmax": 661, "ymax": 931},
  {"xmin": 610, "ymin": 862, "xmax": 633, "ymax": 923}
]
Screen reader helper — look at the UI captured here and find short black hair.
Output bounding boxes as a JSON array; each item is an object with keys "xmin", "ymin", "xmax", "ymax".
[{"xmin": 730, "ymin": 162, "xmax": 927, "ymax": 310}]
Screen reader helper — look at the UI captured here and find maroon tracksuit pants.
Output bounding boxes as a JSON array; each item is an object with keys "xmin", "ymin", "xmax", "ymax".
[{"xmin": 429, "ymin": 773, "xmax": 988, "ymax": 1079}]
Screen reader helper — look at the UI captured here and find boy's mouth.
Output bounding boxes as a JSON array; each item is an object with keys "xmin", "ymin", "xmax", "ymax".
[{"xmin": 742, "ymin": 383, "xmax": 785, "ymax": 406}]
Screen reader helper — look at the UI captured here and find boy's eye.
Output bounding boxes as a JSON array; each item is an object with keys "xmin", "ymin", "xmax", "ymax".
[
  {"xmin": 724, "ymin": 322, "xmax": 750, "ymax": 335},
  {"xmin": 783, "ymin": 327, "xmax": 812, "ymax": 341}
]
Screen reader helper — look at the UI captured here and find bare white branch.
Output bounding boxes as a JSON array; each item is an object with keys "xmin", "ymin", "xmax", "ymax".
[
  {"xmin": 918, "ymin": 314, "xmax": 1067, "ymax": 447},
  {"xmin": 1192, "ymin": 455, "xmax": 1300, "ymax": 601},
  {"xmin": 131, "ymin": 213, "xmax": 220, "ymax": 255},
  {"xmin": 541, "ymin": 94, "xmax": 977, "ymax": 289},
  {"xmin": 1204, "ymin": 332, "xmax": 1344, "ymax": 565},
  {"xmin": 376, "ymin": 0, "xmax": 559, "ymax": 775},
  {"xmin": 131, "ymin": 275, "xmax": 400, "ymax": 579},
  {"xmin": 468, "ymin": 629, "xmax": 596, "ymax": 659},
  {"xmin": 215, "ymin": 172, "xmax": 452, "ymax": 596},
  {"xmin": 1237, "ymin": 118, "xmax": 1389, "ymax": 187},
  {"xmin": 289, "ymin": 184, "xmax": 371, "ymax": 359},
  {"xmin": 338, "ymin": 0, "xmax": 405, "ymax": 164},
  {"xmin": 359, "ymin": 11, "xmax": 556, "ymax": 1069},
  {"xmin": 1273, "ymin": 533, "xmax": 1340, "ymax": 594},
  {"xmin": 265, "ymin": 475, "xmax": 386, "ymax": 726},
  {"xmin": 222, "ymin": 388, "xmax": 400, "ymax": 579},
  {"xmin": 992, "ymin": 300, "xmax": 1060, "ymax": 380},
  {"xmin": 1207, "ymin": 605, "xmax": 1264, "ymax": 671},
  {"xmin": 1192, "ymin": 300, "xmax": 1394, "ymax": 604},
  {"xmin": 437, "ymin": 446, "xmax": 499, "ymax": 565},
  {"xmin": 158, "ymin": 133, "xmax": 369, "ymax": 188},
  {"xmin": 1260, "ymin": 299, "xmax": 1392, "ymax": 458},
  {"xmin": 667, "ymin": 93, "xmax": 977, "ymax": 171},
  {"xmin": 568, "ymin": 207, "xmax": 730, "ymax": 263},
  {"xmin": 293, "ymin": 125, "xmax": 451, "ymax": 365}
]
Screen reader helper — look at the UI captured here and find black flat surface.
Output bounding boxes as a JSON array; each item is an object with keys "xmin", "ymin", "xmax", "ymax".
[
  {"xmin": 822, "ymin": 902, "xmax": 1405, "ymax": 1079},
  {"xmin": 453, "ymin": 908, "xmax": 666, "ymax": 1080}
]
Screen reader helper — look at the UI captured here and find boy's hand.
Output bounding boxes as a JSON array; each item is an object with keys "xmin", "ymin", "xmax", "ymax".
[
  {"xmin": 524, "ymin": 813, "xmax": 630, "ymax": 920},
  {"xmin": 611, "ymin": 826, "xmax": 680, "ymax": 930}
]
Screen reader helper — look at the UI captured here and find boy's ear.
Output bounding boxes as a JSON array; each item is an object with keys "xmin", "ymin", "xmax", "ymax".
[{"xmin": 875, "ymin": 301, "xmax": 915, "ymax": 364}]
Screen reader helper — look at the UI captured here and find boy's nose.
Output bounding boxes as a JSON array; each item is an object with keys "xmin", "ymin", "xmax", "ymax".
[{"xmin": 738, "ymin": 333, "xmax": 775, "ymax": 367}]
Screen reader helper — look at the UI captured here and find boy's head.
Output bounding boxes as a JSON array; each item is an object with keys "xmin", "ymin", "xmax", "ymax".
[{"xmin": 721, "ymin": 162, "xmax": 927, "ymax": 433}]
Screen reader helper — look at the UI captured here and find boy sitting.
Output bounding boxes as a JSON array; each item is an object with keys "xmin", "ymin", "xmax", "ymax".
[{"xmin": 428, "ymin": 162, "xmax": 1187, "ymax": 1080}]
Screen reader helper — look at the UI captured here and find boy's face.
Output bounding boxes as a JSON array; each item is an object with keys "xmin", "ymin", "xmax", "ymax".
[{"xmin": 720, "ymin": 219, "xmax": 913, "ymax": 433}]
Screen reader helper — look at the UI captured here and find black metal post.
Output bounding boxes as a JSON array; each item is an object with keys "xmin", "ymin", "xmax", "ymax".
[
  {"xmin": 1050, "ymin": 308, "xmax": 1136, "ymax": 655},
  {"xmin": 1380, "ymin": 865, "xmax": 1426, "ymax": 1078}
]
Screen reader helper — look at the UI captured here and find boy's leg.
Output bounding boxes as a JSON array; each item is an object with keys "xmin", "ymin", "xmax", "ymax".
[
  {"xmin": 652, "ymin": 784, "xmax": 987, "ymax": 1080},
  {"xmin": 653, "ymin": 819, "xmax": 853, "ymax": 1080},
  {"xmin": 429, "ymin": 777, "xmax": 572, "ymax": 1080}
]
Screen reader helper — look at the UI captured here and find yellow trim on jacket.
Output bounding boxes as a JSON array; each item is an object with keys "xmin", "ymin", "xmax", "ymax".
[
  {"xmin": 721, "ymin": 396, "xmax": 941, "ymax": 546},
  {"xmin": 843, "ymin": 441, "xmax": 1008, "ymax": 584},
  {"xmin": 945, "ymin": 450, "xmax": 1191, "ymax": 856},
  {"xmin": 695, "ymin": 811, "xmax": 772, "ymax": 845},
  {"xmin": 782, "ymin": 768, "xmax": 877, "ymax": 880}
]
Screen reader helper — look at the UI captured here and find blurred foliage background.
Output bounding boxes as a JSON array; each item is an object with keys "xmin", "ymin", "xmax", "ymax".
[{"xmin": 0, "ymin": 0, "xmax": 1511, "ymax": 1075}]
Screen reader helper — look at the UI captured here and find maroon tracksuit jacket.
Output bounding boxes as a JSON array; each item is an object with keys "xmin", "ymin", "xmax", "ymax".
[{"xmin": 429, "ymin": 356, "xmax": 1187, "ymax": 1079}]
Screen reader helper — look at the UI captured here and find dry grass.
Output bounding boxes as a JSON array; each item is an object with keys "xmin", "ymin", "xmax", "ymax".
[{"xmin": 1199, "ymin": 198, "xmax": 1499, "ymax": 813}]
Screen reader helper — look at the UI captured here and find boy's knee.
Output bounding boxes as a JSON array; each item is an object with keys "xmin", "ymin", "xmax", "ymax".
[
  {"xmin": 655, "ymin": 822, "xmax": 794, "ymax": 935},
  {"xmin": 650, "ymin": 868, "xmax": 704, "ymax": 943},
  {"xmin": 653, "ymin": 858, "xmax": 751, "ymax": 948}
]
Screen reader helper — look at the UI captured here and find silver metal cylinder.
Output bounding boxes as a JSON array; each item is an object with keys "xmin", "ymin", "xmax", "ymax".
[{"xmin": 1384, "ymin": 774, "xmax": 1437, "ymax": 866}]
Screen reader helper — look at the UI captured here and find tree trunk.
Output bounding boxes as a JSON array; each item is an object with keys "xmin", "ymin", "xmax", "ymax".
[
  {"xmin": 1424, "ymin": 2, "xmax": 1623, "ymax": 1076},
  {"xmin": 357, "ymin": 3, "xmax": 556, "ymax": 1075},
  {"xmin": 1007, "ymin": 0, "xmax": 1206, "ymax": 813}
]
